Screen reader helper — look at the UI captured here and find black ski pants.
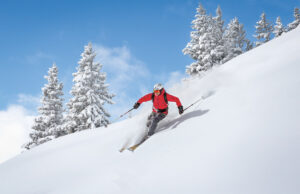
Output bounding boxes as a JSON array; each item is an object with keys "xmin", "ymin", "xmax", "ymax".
[{"xmin": 146, "ymin": 112, "xmax": 166, "ymax": 136}]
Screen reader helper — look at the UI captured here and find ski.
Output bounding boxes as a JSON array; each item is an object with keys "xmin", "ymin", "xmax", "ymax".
[
  {"xmin": 128, "ymin": 135, "xmax": 149, "ymax": 152},
  {"xmin": 120, "ymin": 135, "xmax": 149, "ymax": 152}
]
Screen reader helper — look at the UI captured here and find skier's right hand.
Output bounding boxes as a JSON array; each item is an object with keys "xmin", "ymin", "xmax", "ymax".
[
  {"xmin": 133, "ymin": 102, "xmax": 140, "ymax": 109},
  {"xmin": 178, "ymin": 106, "xmax": 184, "ymax": 114}
]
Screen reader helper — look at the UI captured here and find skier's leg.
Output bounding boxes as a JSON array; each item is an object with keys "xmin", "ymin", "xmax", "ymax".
[
  {"xmin": 146, "ymin": 112, "xmax": 155, "ymax": 127},
  {"xmin": 148, "ymin": 113, "xmax": 166, "ymax": 136}
]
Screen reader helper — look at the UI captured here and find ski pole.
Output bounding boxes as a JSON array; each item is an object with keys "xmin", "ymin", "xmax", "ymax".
[
  {"xmin": 183, "ymin": 96, "xmax": 204, "ymax": 111},
  {"xmin": 120, "ymin": 108, "xmax": 134, "ymax": 118},
  {"xmin": 113, "ymin": 108, "xmax": 134, "ymax": 122}
]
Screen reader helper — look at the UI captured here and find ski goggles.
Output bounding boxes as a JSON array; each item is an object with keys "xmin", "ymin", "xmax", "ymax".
[{"xmin": 153, "ymin": 90, "xmax": 161, "ymax": 94}]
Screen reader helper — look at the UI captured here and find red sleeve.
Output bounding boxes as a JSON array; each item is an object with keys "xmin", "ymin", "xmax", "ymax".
[
  {"xmin": 137, "ymin": 93, "xmax": 153, "ymax": 104},
  {"xmin": 166, "ymin": 93, "xmax": 182, "ymax": 107}
]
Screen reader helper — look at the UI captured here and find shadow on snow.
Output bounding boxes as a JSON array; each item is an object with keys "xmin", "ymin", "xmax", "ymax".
[{"xmin": 156, "ymin": 109, "xmax": 210, "ymax": 133}]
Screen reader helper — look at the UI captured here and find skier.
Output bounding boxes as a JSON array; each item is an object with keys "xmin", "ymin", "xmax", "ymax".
[{"xmin": 133, "ymin": 83, "xmax": 184, "ymax": 137}]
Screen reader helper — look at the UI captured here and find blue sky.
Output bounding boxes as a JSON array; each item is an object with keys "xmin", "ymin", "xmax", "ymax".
[{"xmin": 0, "ymin": 0, "xmax": 299, "ymax": 117}]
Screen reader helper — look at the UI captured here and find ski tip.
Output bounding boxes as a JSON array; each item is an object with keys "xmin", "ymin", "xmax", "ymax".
[
  {"xmin": 128, "ymin": 144, "xmax": 139, "ymax": 152},
  {"xmin": 119, "ymin": 147, "xmax": 135, "ymax": 153}
]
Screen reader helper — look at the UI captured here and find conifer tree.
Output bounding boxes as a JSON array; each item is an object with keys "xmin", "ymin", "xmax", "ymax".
[
  {"xmin": 245, "ymin": 39, "xmax": 253, "ymax": 51},
  {"xmin": 213, "ymin": 5, "xmax": 225, "ymax": 33},
  {"xmin": 287, "ymin": 7, "xmax": 300, "ymax": 31},
  {"xmin": 183, "ymin": 4, "xmax": 224, "ymax": 76},
  {"xmin": 65, "ymin": 42, "xmax": 114, "ymax": 133},
  {"xmin": 25, "ymin": 64, "xmax": 64, "ymax": 149},
  {"xmin": 223, "ymin": 17, "xmax": 249, "ymax": 63},
  {"xmin": 273, "ymin": 16, "xmax": 285, "ymax": 37},
  {"xmin": 254, "ymin": 12, "xmax": 273, "ymax": 47},
  {"xmin": 213, "ymin": 5, "xmax": 227, "ymax": 64}
]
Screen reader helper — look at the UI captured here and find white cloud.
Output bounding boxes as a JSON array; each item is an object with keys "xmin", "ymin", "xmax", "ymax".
[
  {"xmin": 0, "ymin": 105, "xmax": 34, "ymax": 164},
  {"xmin": 94, "ymin": 44, "xmax": 152, "ymax": 120},
  {"xmin": 16, "ymin": 94, "xmax": 40, "ymax": 115},
  {"xmin": 94, "ymin": 44, "xmax": 150, "ymax": 90},
  {"xmin": 17, "ymin": 93, "xmax": 40, "ymax": 106}
]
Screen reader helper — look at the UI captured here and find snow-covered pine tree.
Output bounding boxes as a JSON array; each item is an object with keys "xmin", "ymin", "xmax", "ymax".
[
  {"xmin": 254, "ymin": 12, "xmax": 273, "ymax": 47},
  {"xmin": 213, "ymin": 5, "xmax": 225, "ymax": 33},
  {"xmin": 245, "ymin": 39, "xmax": 253, "ymax": 51},
  {"xmin": 24, "ymin": 63, "xmax": 64, "ymax": 149},
  {"xmin": 182, "ymin": 4, "xmax": 207, "ymax": 68},
  {"xmin": 223, "ymin": 17, "xmax": 249, "ymax": 63},
  {"xmin": 213, "ymin": 5, "xmax": 227, "ymax": 65},
  {"xmin": 273, "ymin": 16, "xmax": 285, "ymax": 37},
  {"xmin": 183, "ymin": 4, "xmax": 224, "ymax": 76},
  {"xmin": 65, "ymin": 42, "xmax": 114, "ymax": 133},
  {"xmin": 287, "ymin": 7, "xmax": 300, "ymax": 31}
]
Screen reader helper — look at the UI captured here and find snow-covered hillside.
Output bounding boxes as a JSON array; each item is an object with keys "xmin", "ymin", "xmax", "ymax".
[{"xmin": 0, "ymin": 27, "xmax": 300, "ymax": 194}]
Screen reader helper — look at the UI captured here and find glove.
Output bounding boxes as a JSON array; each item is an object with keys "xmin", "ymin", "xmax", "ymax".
[
  {"xmin": 133, "ymin": 102, "xmax": 140, "ymax": 109},
  {"xmin": 178, "ymin": 106, "xmax": 184, "ymax": 115}
]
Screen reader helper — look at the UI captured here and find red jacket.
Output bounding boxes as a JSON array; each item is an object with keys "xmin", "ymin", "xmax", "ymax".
[{"xmin": 137, "ymin": 89, "xmax": 182, "ymax": 114}]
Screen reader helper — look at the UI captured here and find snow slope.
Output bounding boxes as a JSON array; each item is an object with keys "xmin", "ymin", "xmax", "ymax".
[{"xmin": 0, "ymin": 27, "xmax": 300, "ymax": 194}]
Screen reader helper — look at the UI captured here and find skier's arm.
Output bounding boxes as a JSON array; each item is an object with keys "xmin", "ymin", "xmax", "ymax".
[
  {"xmin": 167, "ymin": 94, "xmax": 184, "ymax": 114},
  {"xmin": 166, "ymin": 94, "xmax": 182, "ymax": 107},
  {"xmin": 137, "ymin": 93, "xmax": 153, "ymax": 104},
  {"xmin": 133, "ymin": 93, "xmax": 153, "ymax": 109}
]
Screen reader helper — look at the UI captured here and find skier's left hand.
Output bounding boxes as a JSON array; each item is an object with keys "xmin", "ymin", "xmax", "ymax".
[
  {"xmin": 178, "ymin": 106, "xmax": 184, "ymax": 115},
  {"xmin": 133, "ymin": 102, "xmax": 140, "ymax": 109}
]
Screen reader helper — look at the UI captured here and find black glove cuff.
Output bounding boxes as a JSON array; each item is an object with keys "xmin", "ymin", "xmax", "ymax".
[
  {"xmin": 134, "ymin": 102, "xmax": 140, "ymax": 109},
  {"xmin": 178, "ymin": 106, "xmax": 184, "ymax": 114}
]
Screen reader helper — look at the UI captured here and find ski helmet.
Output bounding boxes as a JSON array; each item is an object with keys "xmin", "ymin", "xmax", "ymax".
[{"xmin": 153, "ymin": 83, "xmax": 163, "ymax": 91}]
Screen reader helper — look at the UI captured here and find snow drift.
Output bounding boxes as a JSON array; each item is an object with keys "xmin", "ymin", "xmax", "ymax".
[{"xmin": 0, "ymin": 27, "xmax": 299, "ymax": 194}]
